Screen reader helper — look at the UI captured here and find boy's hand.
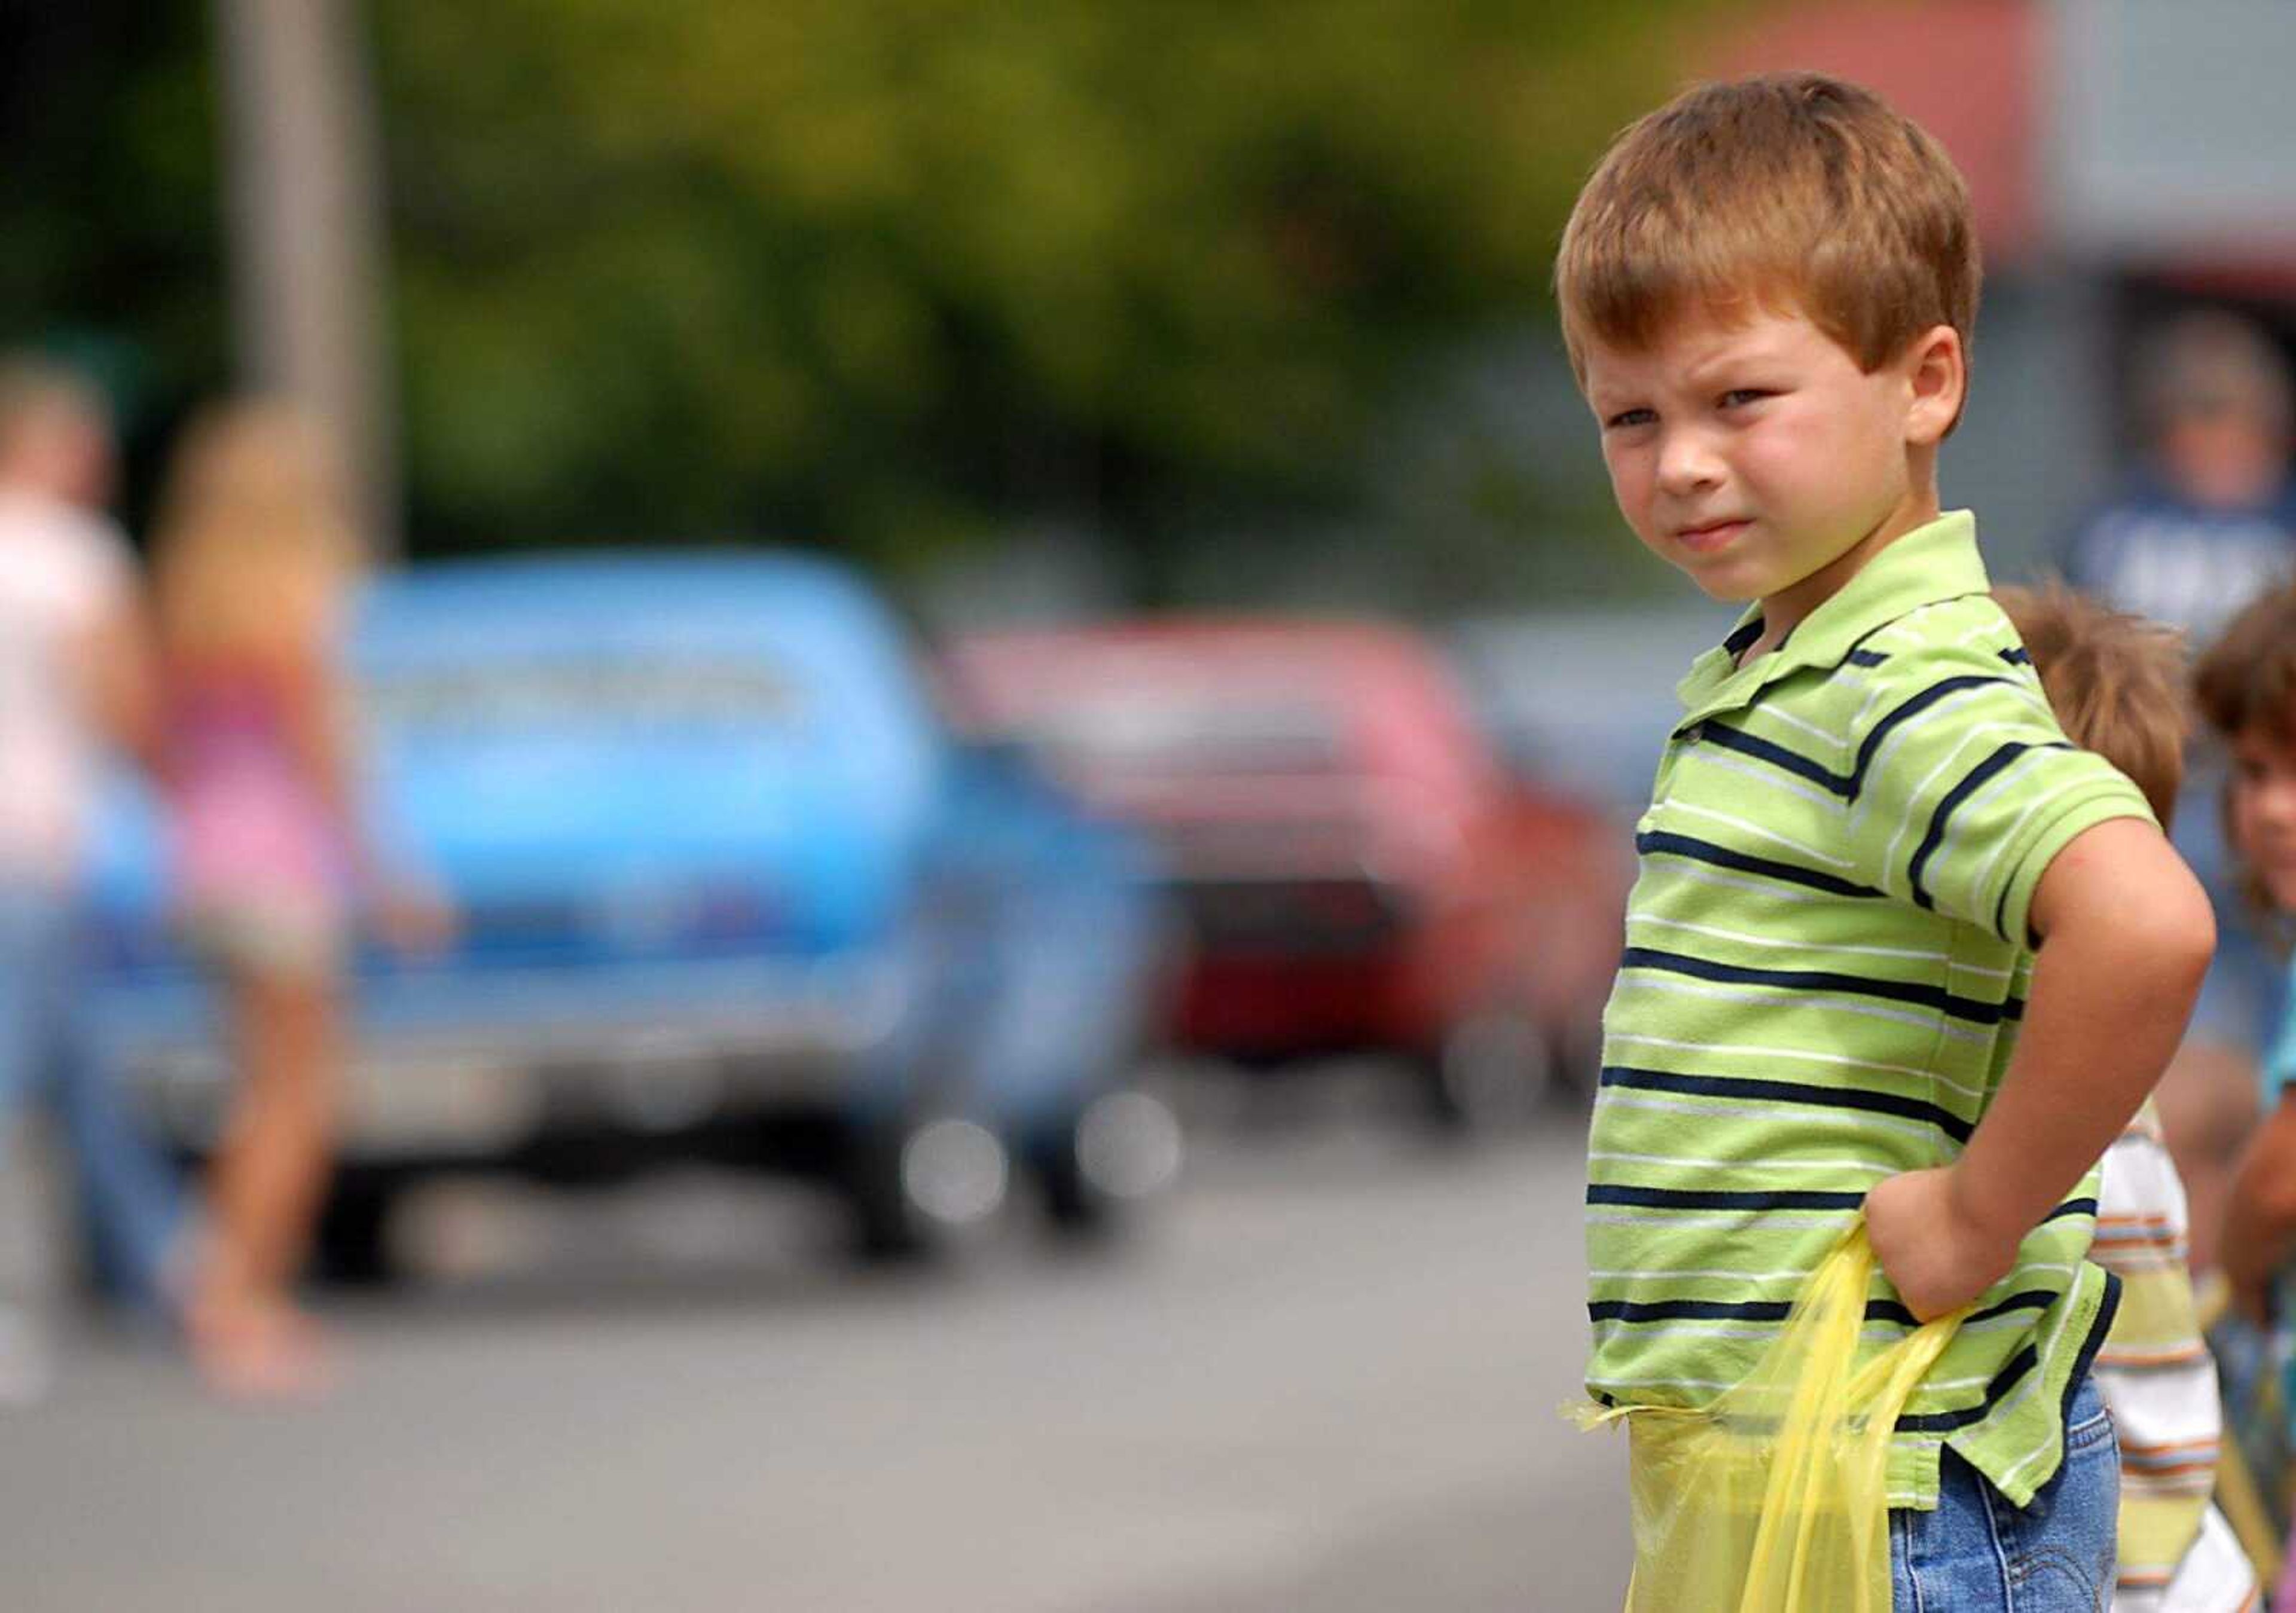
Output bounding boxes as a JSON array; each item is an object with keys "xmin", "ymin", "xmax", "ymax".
[{"xmin": 1864, "ymin": 1166, "xmax": 2021, "ymax": 1322}]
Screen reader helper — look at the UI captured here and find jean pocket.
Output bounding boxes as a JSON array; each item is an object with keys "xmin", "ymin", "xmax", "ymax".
[
  {"xmin": 1992, "ymin": 1382, "xmax": 2118, "ymax": 1608},
  {"xmin": 2064, "ymin": 1401, "xmax": 2117, "ymax": 1457}
]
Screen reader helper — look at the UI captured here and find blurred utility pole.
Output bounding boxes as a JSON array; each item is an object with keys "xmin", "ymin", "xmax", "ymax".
[{"xmin": 213, "ymin": 0, "xmax": 398, "ymax": 558}]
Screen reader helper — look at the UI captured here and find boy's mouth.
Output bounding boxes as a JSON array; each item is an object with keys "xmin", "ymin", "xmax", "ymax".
[{"xmin": 1675, "ymin": 518, "xmax": 1751, "ymax": 554}]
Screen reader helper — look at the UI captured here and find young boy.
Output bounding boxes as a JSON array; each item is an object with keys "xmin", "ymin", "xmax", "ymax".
[
  {"xmin": 1559, "ymin": 75, "xmax": 2218, "ymax": 1606},
  {"xmin": 1997, "ymin": 583, "xmax": 2257, "ymax": 1612}
]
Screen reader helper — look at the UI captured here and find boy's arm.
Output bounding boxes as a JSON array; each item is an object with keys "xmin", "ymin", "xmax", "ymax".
[
  {"xmin": 2221, "ymin": 1093, "xmax": 2296, "ymax": 1324},
  {"xmin": 1864, "ymin": 818, "xmax": 2215, "ymax": 1321}
]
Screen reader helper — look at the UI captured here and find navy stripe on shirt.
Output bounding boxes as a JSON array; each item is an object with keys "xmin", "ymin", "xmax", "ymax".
[
  {"xmin": 1635, "ymin": 831, "xmax": 1885, "ymax": 899},
  {"xmin": 1598, "ymin": 1065, "xmax": 1974, "ymax": 1144},
  {"xmin": 1907, "ymin": 741, "xmax": 2071, "ymax": 909},
  {"xmin": 1587, "ymin": 1290, "xmax": 2059, "ymax": 1328},
  {"xmin": 1847, "ymin": 675, "xmax": 2023, "ymax": 802},
  {"xmin": 1691, "ymin": 674, "xmax": 2023, "ymax": 803},
  {"xmin": 1585, "ymin": 1184, "xmax": 1869, "ymax": 1212},
  {"xmin": 1619, "ymin": 945, "xmax": 2017, "ymax": 1026}
]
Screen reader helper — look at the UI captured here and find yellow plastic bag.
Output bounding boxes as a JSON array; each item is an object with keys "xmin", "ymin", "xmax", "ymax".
[{"xmin": 1578, "ymin": 1223, "xmax": 1964, "ymax": 1612}]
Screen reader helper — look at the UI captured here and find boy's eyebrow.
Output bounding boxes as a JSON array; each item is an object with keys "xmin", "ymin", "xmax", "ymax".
[
  {"xmin": 1677, "ymin": 335, "xmax": 1778, "ymax": 386},
  {"xmin": 1586, "ymin": 331, "xmax": 1782, "ymax": 405}
]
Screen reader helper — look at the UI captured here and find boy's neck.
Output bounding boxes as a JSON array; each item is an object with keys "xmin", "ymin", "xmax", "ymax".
[{"xmin": 1739, "ymin": 482, "xmax": 1944, "ymax": 665}]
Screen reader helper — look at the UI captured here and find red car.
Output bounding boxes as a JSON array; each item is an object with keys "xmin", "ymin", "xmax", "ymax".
[{"xmin": 952, "ymin": 620, "xmax": 1628, "ymax": 1126}]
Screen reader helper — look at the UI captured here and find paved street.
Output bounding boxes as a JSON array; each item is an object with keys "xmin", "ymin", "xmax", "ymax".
[{"xmin": 0, "ymin": 1085, "xmax": 1627, "ymax": 1612}]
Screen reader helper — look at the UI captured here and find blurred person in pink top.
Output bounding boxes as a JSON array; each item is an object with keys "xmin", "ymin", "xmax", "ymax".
[
  {"xmin": 0, "ymin": 359, "xmax": 192, "ymax": 1392},
  {"xmin": 150, "ymin": 402, "xmax": 445, "ymax": 1398}
]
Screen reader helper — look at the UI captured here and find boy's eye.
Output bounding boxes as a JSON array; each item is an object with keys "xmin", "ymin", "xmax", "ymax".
[
  {"xmin": 1720, "ymin": 389, "xmax": 1772, "ymax": 409},
  {"xmin": 1603, "ymin": 407, "xmax": 1656, "ymax": 430}
]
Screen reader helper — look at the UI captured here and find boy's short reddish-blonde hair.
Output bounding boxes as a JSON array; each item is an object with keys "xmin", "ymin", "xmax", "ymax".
[
  {"xmin": 1995, "ymin": 582, "xmax": 2188, "ymax": 830},
  {"xmin": 1555, "ymin": 72, "xmax": 1981, "ymax": 386}
]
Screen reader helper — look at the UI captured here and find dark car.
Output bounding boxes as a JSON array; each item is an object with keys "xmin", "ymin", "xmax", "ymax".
[
  {"xmin": 85, "ymin": 551, "xmax": 1172, "ymax": 1278},
  {"xmin": 953, "ymin": 619, "xmax": 1630, "ymax": 1126}
]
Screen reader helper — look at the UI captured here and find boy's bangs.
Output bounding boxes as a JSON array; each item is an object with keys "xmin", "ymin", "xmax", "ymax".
[
  {"xmin": 1564, "ymin": 239, "xmax": 1812, "ymax": 368},
  {"xmin": 1555, "ymin": 74, "xmax": 1981, "ymax": 389}
]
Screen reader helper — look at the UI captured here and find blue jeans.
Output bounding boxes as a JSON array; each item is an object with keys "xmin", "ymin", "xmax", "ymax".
[
  {"xmin": 1889, "ymin": 1373, "xmax": 2119, "ymax": 1611},
  {"xmin": 0, "ymin": 889, "xmax": 185, "ymax": 1318}
]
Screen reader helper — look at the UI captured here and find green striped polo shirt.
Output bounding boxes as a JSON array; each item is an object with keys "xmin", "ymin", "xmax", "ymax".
[{"xmin": 1584, "ymin": 511, "xmax": 2157, "ymax": 1511}]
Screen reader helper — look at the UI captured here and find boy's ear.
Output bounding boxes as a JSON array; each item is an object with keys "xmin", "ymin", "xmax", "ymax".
[{"xmin": 1903, "ymin": 325, "xmax": 1966, "ymax": 446}]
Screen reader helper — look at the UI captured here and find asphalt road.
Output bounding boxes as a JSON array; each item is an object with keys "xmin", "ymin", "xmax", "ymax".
[{"xmin": 0, "ymin": 1080, "xmax": 1628, "ymax": 1612}]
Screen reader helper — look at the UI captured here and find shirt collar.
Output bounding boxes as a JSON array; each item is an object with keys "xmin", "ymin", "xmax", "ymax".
[{"xmin": 1674, "ymin": 510, "xmax": 1990, "ymax": 723}]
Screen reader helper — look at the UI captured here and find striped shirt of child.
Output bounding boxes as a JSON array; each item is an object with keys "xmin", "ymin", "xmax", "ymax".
[
  {"xmin": 1585, "ymin": 511, "xmax": 2157, "ymax": 1511},
  {"xmin": 2090, "ymin": 1093, "xmax": 2257, "ymax": 1610}
]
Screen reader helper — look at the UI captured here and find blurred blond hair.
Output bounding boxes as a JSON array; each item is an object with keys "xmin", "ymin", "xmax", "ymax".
[
  {"xmin": 150, "ymin": 401, "xmax": 361, "ymax": 666},
  {"xmin": 1994, "ymin": 581, "xmax": 2188, "ymax": 829}
]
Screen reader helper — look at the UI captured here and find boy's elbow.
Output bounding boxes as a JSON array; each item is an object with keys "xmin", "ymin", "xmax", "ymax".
[
  {"xmin": 2130, "ymin": 872, "xmax": 2222, "ymax": 1023},
  {"xmin": 2146, "ymin": 869, "xmax": 2217, "ymax": 1002},
  {"xmin": 2169, "ymin": 870, "xmax": 2217, "ymax": 967}
]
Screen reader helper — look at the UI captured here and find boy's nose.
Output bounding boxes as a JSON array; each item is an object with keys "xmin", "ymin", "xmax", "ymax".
[{"xmin": 1654, "ymin": 429, "xmax": 1724, "ymax": 497}]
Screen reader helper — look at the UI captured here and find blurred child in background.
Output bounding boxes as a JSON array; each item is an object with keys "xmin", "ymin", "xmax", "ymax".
[
  {"xmin": 0, "ymin": 359, "xmax": 192, "ymax": 1391},
  {"xmin": 2065, "ymin": 311, "xmax": 2296, "ymax": 652},
  {"xmin": 2197, "ymin": 582, "xmax": 2296, "ymax": 1600},
  {"xmin": 2065, "ymin": 311, "xmax": 2296, "ymax": 1274},
  {"xmin": 1996, "ymin": 582, "xmax": 2258, "ymax": 1612},
  {"xmin": 150, "ymin": 401, "xmax": 440, "ymax": 1398}
]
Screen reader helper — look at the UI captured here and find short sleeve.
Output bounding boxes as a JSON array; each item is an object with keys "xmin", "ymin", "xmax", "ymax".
[{"xmin": 1843, "ymin": 651, "xmax": 2157, "ymax": 945}]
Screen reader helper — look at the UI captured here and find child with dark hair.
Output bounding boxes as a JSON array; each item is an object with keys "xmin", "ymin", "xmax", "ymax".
[
  {"xmin": 2189, "ymin": 582, "xmax": 2296, "ymax": 1606},
  {"xmin": 1997, "ymin": 582, "xmax": 2257, "ymax": 1611}
]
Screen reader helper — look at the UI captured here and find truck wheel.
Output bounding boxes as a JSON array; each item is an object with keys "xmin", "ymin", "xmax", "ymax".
[
  {"xmin": 1031, "ymin": 1089, "xmax": 1183, "ymax": 1239},
  {"xmin": 847, "ymin": 1114, "xmax": 1009, "ymax": 1262},
  {"xmin": 312, "ymin": 1175, "xmax": 402, "ymax": 1288}
]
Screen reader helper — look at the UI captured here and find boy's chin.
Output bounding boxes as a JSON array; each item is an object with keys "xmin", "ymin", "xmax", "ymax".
[{"xmin": 1677, "ymin": 565, "xmax": 1763, "ymax": 605}]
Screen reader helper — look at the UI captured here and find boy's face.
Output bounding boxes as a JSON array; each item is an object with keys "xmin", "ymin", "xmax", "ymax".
[
  {"xmin": 2230, "ymin": 724, "xmax": 2296, "ymax": 912},
  {"xmin": 1579, "ymin": 304, "xmax": 1954, "ymax": 628}
]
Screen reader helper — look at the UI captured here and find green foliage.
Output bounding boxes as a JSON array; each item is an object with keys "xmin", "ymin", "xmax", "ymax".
[
  {"xmin": 3, "ymin": 0, "xmax": 1745, "ymax": 582},
  {"xmin": 0, "ymin": 2, "xmax": 227, "ymax": 518},
  {"xmin": 372, "ymin": 0, "xmax": 1728, "ymax": 570}
]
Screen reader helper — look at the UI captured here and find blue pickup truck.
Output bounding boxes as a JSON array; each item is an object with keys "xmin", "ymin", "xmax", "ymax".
[{"xmin": 84, "ymin": 551, "xmax": 1174, "ymax": 1279}]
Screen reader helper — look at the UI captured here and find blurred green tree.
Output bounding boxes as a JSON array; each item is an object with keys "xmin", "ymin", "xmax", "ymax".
[
  {"xmin": 380, "ymin": 0, "xmax": 1729, "ymax": 583},
  {"xmin": 4, "ymin": 0, "xmax": 1741, "ymax": 588},
  {"xmin": 0, "ymin": 2, "xmax": 227, "ymax": 518}
]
